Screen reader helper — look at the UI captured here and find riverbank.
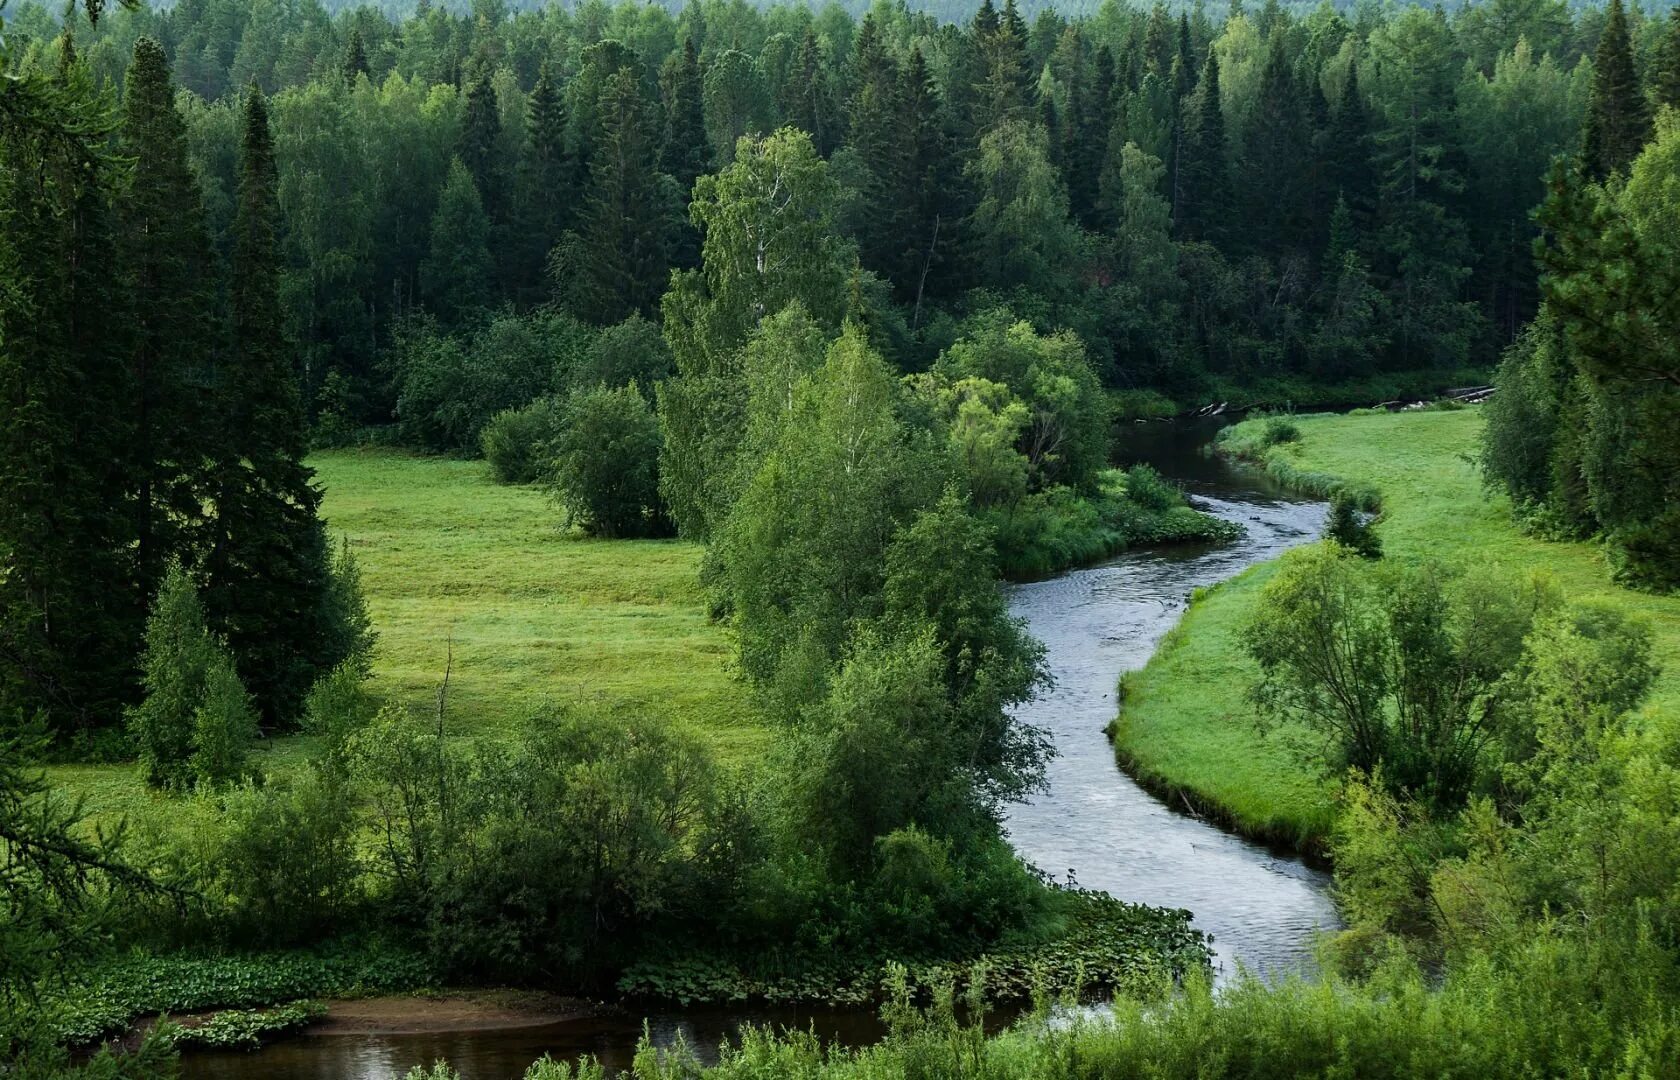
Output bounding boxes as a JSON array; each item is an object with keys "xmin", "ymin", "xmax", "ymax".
[{"xmin": 1111, "ymin": 407, "xmax": 1680, "ymax": 852}]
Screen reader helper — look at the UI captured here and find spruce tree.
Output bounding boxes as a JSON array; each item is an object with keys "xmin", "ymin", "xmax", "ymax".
[
  {"xmin": 1581, "ymin": 0, "xmax": 1651, "ymax": 180},
  {"xmin": 128, "ymin": 563, "xmax": 215, "ymax": 790},
  {"xmin": 1323, "ymin": 58, "xmax": 1376, "ymax": 241},
  {"xmin": 1174, "ymin": 48, "xmax": 1228, "ymax": 240},
  {"xmin": 207, "ymin": 85, "xmax": 334, "ymax": 726},
  {"xmin": 460, "ymin": 65, "xmax": 505, "ymax": 222},
  {"xmin": 516, "ymin": 59, "xmax": 573, "ymax": 298},
  {"xmin": 1239, "ymin": 34, "xmax": 1309, "ymax": 252},
  {"xmin": 849, "ymin": 15, "xmax": 902, "ymax": 276},
  {"xmin": 659, "ymin": 38, "xmax": 709, "ymax": 196},
  {"xmin": 0, "ymin": 50, "xmax": 139, "ymax": 738},
  {"xmin": 1070, "ymin": 46, "xmax": 1116, "ymax": 228},
  {"xmin": 343, "ymin": 28, "xmax": 369, "ymax": 86},
  {"xmin": 1653, "ymin": 6, "xmax": 1680, "ymax": 112},
  {"xmin": 189, "ymin": 650, "xmax": 257, "ymax": 789},
  {"xmin": 896, "ymin": 46, "xmax": 956, "ymax": 316},
  {"xmin": 784, "ymin": 28, "xmax": 837, "ymax": 155},
  {"xmin": 118, "ymin": 37, "xmax": 218, "ymax": 602},
  {"xmin": 577, "ymin": 69, "xmax": 670, "ymax": 323},
  {"xmin": 422, "ymin": 159, "xmax": 496, "ymax": 323}
]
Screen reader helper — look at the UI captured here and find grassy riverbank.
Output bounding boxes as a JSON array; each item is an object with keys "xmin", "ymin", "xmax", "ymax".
[
  {"xmin": 1112, "ymin": 407, "xmax": 1680, "ymax": 851},
  {"xmin": 46, "ymin": 450, "xmax": 758, "ymax": 822}
]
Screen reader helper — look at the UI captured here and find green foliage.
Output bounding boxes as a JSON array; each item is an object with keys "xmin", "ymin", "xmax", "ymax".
[
  {"xmin": 421, "ymin": 159, "xmax": 494, "ymax": 325},
  {"xmin": 572, "ymin": 313, "xmax": 674, "ymax": 393},
  {"xmin": 1246, "ymin": 546, "xmax": 1555, "ymax": 808},
  {"xmin": 548, "ymin": 383, "xmax": 666, "ymax": 538},
  {"xmin": 1326, "ymin": 489, "xmax": 1382, "ymax": 559},
  {"xmin": 128, "ymin": 564, "xmax": 255, "ymax": 790},
  {"xmin": 153, "ymin": 999, "xmax": 324, "ymax": 1051},
  {"xmin": 481, "ymin": 397, "xmax": 564, "ymax": 484}
]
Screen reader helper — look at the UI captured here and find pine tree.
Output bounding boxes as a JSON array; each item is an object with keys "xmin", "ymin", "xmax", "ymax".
[
  {"xmin": 422, "ymin": 159, "xmax": 495, "ymax": 323},
  {"xmin": 207, "ymin": 85, "xmax": 334, "ymax": 726},
  {"xmin": 118, "ymin": 38, "xmax": 218, "ymax": 603},
  {"xmin": 1581, "ymin": 0, "xmax": 1651, "ymax": 180},
  {"xmin": 343, "ymin": 28, "xmax": 369, "ymax": 86},
  {"xmin": 1174, "ymin": 48, "xmax": 1228, "ymax": 240},
  {"xmin": 577, "ymin": 69, "xmax": 670, "ymax": 323},
  {"xmin": 659, "ymin": 38, "xmax": 709, "ymax": 196},
  {"xmin": 1652, "ymin": 6, "xmax": 1680, "ymax": 113},
  {"xmin": 0, "ymin": 51, "xmax": 139, "ymax": 738}
]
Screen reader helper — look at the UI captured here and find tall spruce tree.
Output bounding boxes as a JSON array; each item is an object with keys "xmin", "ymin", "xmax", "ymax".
[
  {"xmin": 343, "ymin": 28, "xmax": 369, "ymax": 86},
  {"xmin": 517, "ymin": 59, "xmax": 573, "ymax": 298},
  {"xmin": 1656, "ymin": 7, "xmax": 1680, "ymax": 112},
  {"xmin": 460, "ymin": 64, "xmax": 505, "ymax": 223},
  {"xmin": 1174, "ymin": 48, "xmax": 1228, "ymax": 240},
  {"xmin": 784, "ymin": 28, "xmax": 838, "ymax": 155},
  {"xmin": 1323, "ymin": 56, "xmax": 1376, "ymax": 241},
  {"xmin": 659, "ymin": 38, "xmax": 709, "ymax": 196},
  {"xmin": 1071, "ymin": 46, "xmax": 1116, "ymax": 228},
  {"xmin": 422, "ymin": 159, "xmax": 495, "ymax": 323},
  {"xmin": 0, "ymin": 49, "xmax": 139, "ymax": 737},
  {"xmin": 577, "ymin": 69, "xmax": 670, "ymax": 323},
  {"xmin": 118, "ymin": 38, "xmax": 217, "ymax": 601},
  {"xmin": 895, "ymin": 46, "xmax": 957, "ymax": 318},
  {"xmin": 207, "ymin": 85, "xmax": 334, "ymax": 725},
  {"xmin": 1581, "ymin": 0, "xmax": 1651, "ymax": 180},
  {"xmin": 1238, "ymin": 34, "xmax": 1310, "ymax": 252},
  {"xmin": 849, "ymin": 15, "xmax": 902, "ymax": 277}
]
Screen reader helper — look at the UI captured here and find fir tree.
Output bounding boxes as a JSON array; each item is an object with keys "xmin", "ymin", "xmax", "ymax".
[
  {"xmin": 189, "ymin": 650, "xmax": 257, "ymax": 789},
  {"xmin": 849, "ymin": 15, "xmax": 902, "ymax": 276},
  {"xmin": 1174, "ymin": 48, "xmax": 1227, "ymax": 240},
  {"xmin": 207, "ymin": 85, "xmax": 334, "ymax": 725},
  {"xmin": 1652, "ymin": 5, "xmax": 1680, "ymax": 113},
  {"xmin": 1581, "ymin": 0, "xmax": 1651, "ymax": 180},
  {"xmin": 422, "ymin": 159, "xmax": 495, "ymax": 323},
  {"xmin": 1070, "ymin": 46, "xmax": 1116, "ymax": 228},
  {"xmin": 128, "ymin": 564, "xmax": 215, "ymax": 790},
  {"xmin": 0, "ymin": 51, "xmax": 139, "ymax": 737},
  {"xmin": 784, "ymin": 28, "xmax": 837, "ymax": 155},
  {"xmin": 897, "ymin": 46, "xmax": 957, "ymax": 320},
  {"xmin": 517, "ymin": 59, "xmax": 573, "ymax": 298},
  {"xmin": 576, "ymin": 69, "xmax": 670, "ymax": 323},
  {"xmin": 343, "ymin": 28, "xmax": 369, "ymax": 86},
  {"xmin": 659, "ymin": 38, "xmax": 709, "ymax": 196},
  {"xmin": 1323, "ymin": 57, "xmax": 1376, "ymax": 241},
  {"xmin": 118, "ymin": 38, "xmax": 218, "ymax": 602},
  {"xmin": 1239, "ymin": 34, "xmax": 1309, "ymax": 252},
  {"xmin": 460, "ymin": 65, "xmax": 505, "ymax": 221}
]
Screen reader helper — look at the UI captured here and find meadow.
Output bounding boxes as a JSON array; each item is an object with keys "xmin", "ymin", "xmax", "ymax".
[
  {"xmin": 1113, "ymin": 407, "xmax": 1680, "ymax": 850},
  {"xmin": 48, "ymin": 451, "xmax": 760, "ymax": 821}
]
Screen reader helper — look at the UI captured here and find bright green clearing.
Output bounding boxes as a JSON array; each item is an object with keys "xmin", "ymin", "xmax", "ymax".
[
  {"xmin": 1113, "ymin": 408, "xmax": 1680, "ymax": 850},
  {"xmin": 48, "ymin": 450, "xmax": 758, "ymax": 822}
]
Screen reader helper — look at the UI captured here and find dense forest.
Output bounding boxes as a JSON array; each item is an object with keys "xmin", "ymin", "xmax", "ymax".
[{"xmin": 4, "ymin": 0, "xmax": 1680, "ymax": 1075}]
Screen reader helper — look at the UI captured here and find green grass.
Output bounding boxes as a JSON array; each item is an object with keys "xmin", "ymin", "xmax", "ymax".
[
  {"xmin": 1113, "ymin": 408, "xmax": 1680, "ymax": 851},
  {"xmin": 47, "ymin": 450, "xmax": 758, "ymax": 822}
]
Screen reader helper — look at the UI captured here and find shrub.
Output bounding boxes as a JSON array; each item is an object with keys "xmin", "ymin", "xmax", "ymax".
[
  {"xmin": 189, "ymin": 654, "xmax": 257, "ymax": 790},
  {"xmin": 1326, "ymin": 489, "xmax": 1382, "ymax": 558},
  {"xmin": 481, "ymin": 396, "xmax": 564, "ymax": 484},
  {"xmin": 1122, "ymin": 464, "xmax": 1180, "ymax": 513},
  {"xmin": 1261, "ymin": 415, "xmax": 1301, "ymax": 446},
  {"xmin": 572, "ymin": 313, "xmax": 674, "ymax": 392},
  {"xmin": 549, "ymin": 383, "xmax": 667, "ymax": 537},
  {"xmin": 322, "ymin": 536, "xmax": 377, "ymax": 677}
]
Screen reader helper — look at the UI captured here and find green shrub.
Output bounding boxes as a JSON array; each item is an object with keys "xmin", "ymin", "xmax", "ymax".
[
  {"xmin": 549, "ymin": 383, "xmax": 667, "ymax": 537},
  {"xmin": 1326, "ymin": 489, "xmax": 1382, "ymax": 558},
  {"xmin": 481, "ymin": 396, "xmax": 564, "ymax": 484},
  {"xmin": 1121, "ymin": 464, "xmax": 1180, "ymax": 513},
  {"xmin": 571, "ymin": 313, "xmax": 673, "ymax": 392},
  {"xmin": 189, "ymin": 653, "xmax": 257, "ymax": 789},
  {"xmin": 1262, "ymin": 415, "xmax": 1302, "ymax": 446}
]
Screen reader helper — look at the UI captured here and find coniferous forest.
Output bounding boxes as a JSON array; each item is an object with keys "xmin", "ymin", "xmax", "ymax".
[{"xmin": 4, "ymin": 0, "xmax": 1680, "ymax": 1075}]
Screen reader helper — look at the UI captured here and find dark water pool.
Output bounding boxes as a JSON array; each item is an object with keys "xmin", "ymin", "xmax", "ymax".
[{"xmin": 182, "ymin": 419, "xmax": 1335, "ymax": 1080}]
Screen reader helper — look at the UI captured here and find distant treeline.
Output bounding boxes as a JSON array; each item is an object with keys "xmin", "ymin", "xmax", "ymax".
[{"xmin": 7, "ymin": 0, "xmax": 1671, "ymax": 433}]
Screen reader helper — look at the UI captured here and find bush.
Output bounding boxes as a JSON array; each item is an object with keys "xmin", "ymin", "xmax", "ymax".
[
  {"xmin": 1122, "ymin": 464, "xmax": 1180, "ymax": 513},
  {"xmin": 1261, "ymin": 415, "xmax": 1301, "ymax": 446},
  {"xmin": 1326, "ymin": 489, "xmax": 1382, "ymax": 558},
  {"xmin": 189, "ymin": 654, "xmax": 257, "ymax": 790},
  {"xmin": 571, "ymin": 313, "xmax": 673, "ymax": 392},
  {"xmin": 481, "ymin": 396, "xmax": 564, "ymax": 484},
  {"xmin": 549, "ymin": 383, "xmax": 667, "ymax": 537}
]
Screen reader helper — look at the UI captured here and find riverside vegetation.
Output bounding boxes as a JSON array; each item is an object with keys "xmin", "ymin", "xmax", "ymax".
[{"xmin": 6, "ymin": 0, "xmax": 1680, "ymax": 1075}]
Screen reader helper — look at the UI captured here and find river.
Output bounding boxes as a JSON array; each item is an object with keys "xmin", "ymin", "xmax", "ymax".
[{"xmin": 181, "ymin": 420, "xmax": 1335, "ymax": 1079}]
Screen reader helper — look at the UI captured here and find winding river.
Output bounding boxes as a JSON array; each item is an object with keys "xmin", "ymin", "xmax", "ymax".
[{"xmin": 181, "ymin": 421, "xmax": 1336, "ymax": 1080}]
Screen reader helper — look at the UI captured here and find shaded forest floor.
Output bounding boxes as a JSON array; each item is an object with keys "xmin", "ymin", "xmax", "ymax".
[
  {"xmin": 1112, "ymin": 407, "xmax": 1680, "ymax": 852},
  {"xmin": 46, "ymin": 451, "xmax": 759, "ymax": 822}
]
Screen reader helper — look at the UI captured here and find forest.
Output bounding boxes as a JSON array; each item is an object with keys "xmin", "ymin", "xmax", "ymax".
[{"xmin": 2, "ymin": 0, "xmax": 1679, "ymax": 1075}]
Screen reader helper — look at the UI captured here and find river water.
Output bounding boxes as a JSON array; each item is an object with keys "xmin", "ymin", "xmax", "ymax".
[{"xmin": 181, "ymin": 420, "xmax": 1335, "ymax": 1080}]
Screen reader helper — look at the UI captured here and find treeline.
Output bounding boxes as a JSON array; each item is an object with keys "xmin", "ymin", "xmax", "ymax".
[
  {"xmin": 7, "ymin": 0, "xmax": 1662, "ymax": 440},
  {"xmin": 1482, "ymin": 0, "xmax": 1680, "ymax": 591}
]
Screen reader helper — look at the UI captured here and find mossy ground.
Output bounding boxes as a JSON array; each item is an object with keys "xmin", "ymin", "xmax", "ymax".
[
  {"xmin": 1113, "ymin": 408, "xmax": 1680, "ymax": 850},
  {"xmin": 47, "ymin": 450, "xmax": 759, "ymax": 822}
]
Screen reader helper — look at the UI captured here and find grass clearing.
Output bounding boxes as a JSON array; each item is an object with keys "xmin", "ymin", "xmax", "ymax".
[
  {"xmin": 47, "ymin": 450, "xmax": 759, "ymax": 822},
  {"xmin": 1113, "ymin": 407, "xmax": 1680, "ymax": 851}
]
